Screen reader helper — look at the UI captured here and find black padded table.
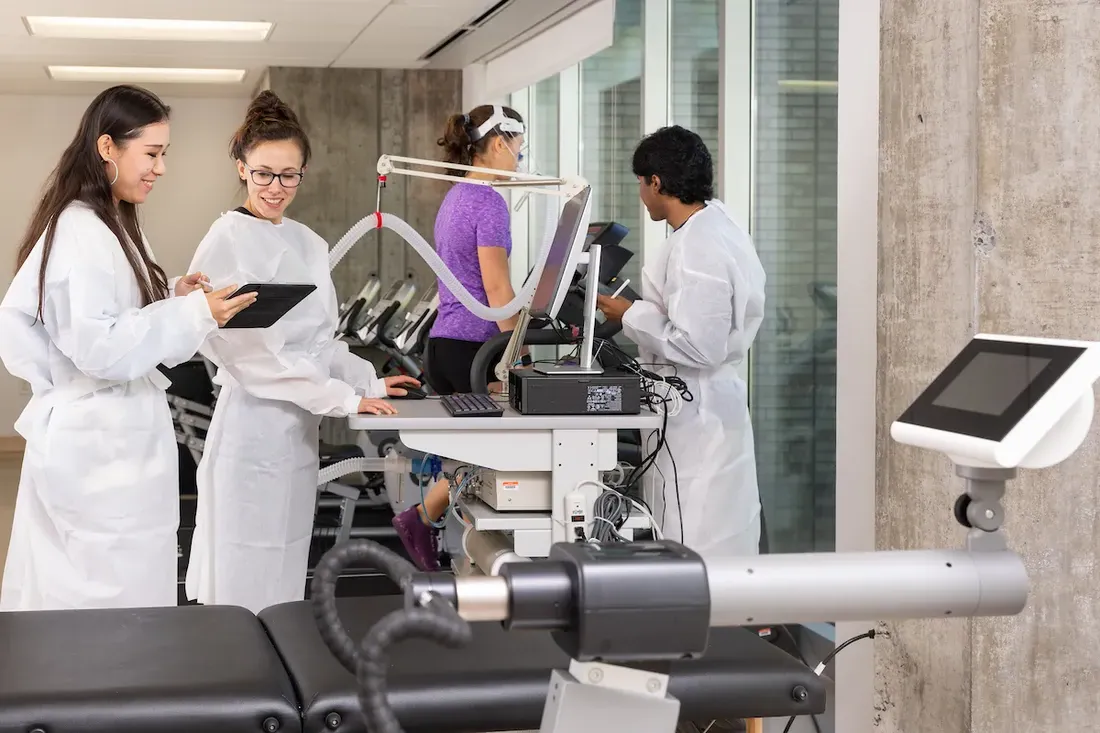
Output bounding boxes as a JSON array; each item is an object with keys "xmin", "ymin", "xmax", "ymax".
[
  {"xmin": 259, "ymin": 596, "xmax": 827, "ymax": 733},
  {"xmin": 0, "ymin": 604, "xmax": 302, "ymax": 733}
]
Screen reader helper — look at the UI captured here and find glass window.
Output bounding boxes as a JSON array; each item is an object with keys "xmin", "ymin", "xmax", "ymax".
[
  {"xmin": 518, "ymin": 75, "xmax": 562, "ymax": 365},
  {"xmin": 749, "ymin": 0, "xmax": 839, "ymax": 554},
  {"xmin": 670, "ymin": 0, "xmax": 720, "ymax": 156},
  {"xmin": 527, "ymin": 75, "xmax": 560, "ymax": 260},
  {"xmin": 579, "ymin": 0, "xmax": 644, "ymax": 301}
]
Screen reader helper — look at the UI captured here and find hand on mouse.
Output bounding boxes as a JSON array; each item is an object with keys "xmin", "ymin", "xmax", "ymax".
[{"xmin": 383, "ymin": 375, "xmax": 421, "ymax": 397}]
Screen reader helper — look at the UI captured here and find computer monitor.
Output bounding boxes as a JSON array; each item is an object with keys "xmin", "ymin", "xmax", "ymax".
[{"xmin": 529, "ymin": 186, "xmax": 593, "ymax": 320}]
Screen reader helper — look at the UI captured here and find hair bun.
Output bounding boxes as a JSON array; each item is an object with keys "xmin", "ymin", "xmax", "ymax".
[
  {"xmin": 229, "ymin": 90, "xmax": 311, "ymax": 165},
  {"xmin": 247, "ymin": 90, "xmax": 294, "ymax": 124}
]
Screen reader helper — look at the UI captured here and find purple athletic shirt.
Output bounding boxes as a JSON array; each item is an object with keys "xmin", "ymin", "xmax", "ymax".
[{"xmin": 429, "ymin": 182, "xmax": 513, "ymax": 343}]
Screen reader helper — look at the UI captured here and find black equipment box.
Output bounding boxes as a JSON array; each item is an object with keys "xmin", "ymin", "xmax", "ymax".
[{"xmin": 508, "ymin": 368, "xmax": 642, "ymax": 415}]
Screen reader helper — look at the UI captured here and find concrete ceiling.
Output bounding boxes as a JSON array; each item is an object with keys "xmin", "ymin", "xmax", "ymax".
[{"xmin": 0, "ymin": 0, "xmax": 500, "ymax": 96}]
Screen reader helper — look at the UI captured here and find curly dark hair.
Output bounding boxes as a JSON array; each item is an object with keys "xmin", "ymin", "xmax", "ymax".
[{"xmin": 631, "ymin": 125, "xmax": 714, "ymax": 205}]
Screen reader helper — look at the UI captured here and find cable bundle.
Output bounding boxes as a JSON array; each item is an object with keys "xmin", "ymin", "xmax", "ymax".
[{"xmin": 311, "ymin": 540, "xmax": 472, "ymax": 733}]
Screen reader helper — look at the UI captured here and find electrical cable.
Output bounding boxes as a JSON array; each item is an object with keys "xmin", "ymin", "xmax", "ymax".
[
  {"xmin": 775, "ymin": 627, "xmax": 823, "ymax": 733},
  {"xmin": 590, "ymin": 489, "xmax": 630, "ymax": 543},
  {"xmin": 576, "ymin": 480, "xmax": 662, "ymax": 542},
  {"xmin": 781, "ymin": 629, "xmax": 876, "ymax": 733},
  {"xmin": 587, "ymin": 339, "xmax": 688, "ymax": 542}
]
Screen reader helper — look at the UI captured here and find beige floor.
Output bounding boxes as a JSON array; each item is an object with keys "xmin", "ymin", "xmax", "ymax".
[{"xmin": 0, "ymin": 453, "xmax": 18, "ymax": 579}]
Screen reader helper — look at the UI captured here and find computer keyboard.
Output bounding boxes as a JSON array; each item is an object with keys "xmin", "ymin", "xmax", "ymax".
[{"xmin": 440, "ymin": 393, "xmax": 506, "ymax": 418}]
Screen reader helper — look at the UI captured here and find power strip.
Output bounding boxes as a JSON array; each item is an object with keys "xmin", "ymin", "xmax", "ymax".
[{"xmin": 565, "ymin": 491, "xmax": 586, "ymax": 542}]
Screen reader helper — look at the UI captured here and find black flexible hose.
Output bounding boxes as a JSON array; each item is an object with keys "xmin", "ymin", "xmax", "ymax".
[
  {"xmin": 357, "ymin": 595, "xmax": 472, "ymax": 733},
  {"xmin": 311, "ymin": 539, "xmax": 418, "ymax": 674},
  {"xmin": 311, "ymin": 540, "xmax": 474, "ymax": 733}
]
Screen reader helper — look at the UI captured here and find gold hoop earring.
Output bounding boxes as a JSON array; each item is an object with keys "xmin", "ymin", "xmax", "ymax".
[{"xmin": 104, "ymin": 159, "xmax": 119, "ymax": 186}]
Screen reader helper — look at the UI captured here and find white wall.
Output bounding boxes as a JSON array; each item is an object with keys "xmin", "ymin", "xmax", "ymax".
[
  {"xmin": 835, "ymin": 0, "xmax": 880, "ymax": 728},
  {"xmin": 0, "ymin": 93, "xmax": 248, "ymax": 436}
]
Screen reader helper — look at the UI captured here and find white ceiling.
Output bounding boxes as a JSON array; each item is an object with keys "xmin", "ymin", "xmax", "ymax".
[{"xmin": 0, "ymin": 0, "xmax": 499, "ymax": 96}]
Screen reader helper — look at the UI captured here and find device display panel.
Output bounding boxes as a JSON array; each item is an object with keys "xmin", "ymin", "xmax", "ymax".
[
  {"xmin": 529, "ymin": 187, "xmax": 591, "ymax": 318},
  {"xmin": 895, "ymin": 338, "xmax": 1085, "ymax": 442}
]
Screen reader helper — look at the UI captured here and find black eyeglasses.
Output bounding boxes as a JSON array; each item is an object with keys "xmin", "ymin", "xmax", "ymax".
[{"xmin": 243, "ymin": 165, "xmax": 304, "ymax": 188}]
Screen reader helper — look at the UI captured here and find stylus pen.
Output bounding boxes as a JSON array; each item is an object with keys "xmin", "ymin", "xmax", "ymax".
[{"xmin": 611, "ymin": 279, "xmax": 631, "ymax": 298}]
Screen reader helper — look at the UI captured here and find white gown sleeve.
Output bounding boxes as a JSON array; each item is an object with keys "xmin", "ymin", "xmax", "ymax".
[
  {"xmin": 326, "ymin": 340, "xmax": 388, "ymax": 398},
  {"xmin": 41, "ymin": 215, "xmax": 217, "ymax": 381},
  {"xmin": 190, "ymin": 219, "xmax": 363, "ymax": 417},
  {"xmin": 621, "ymin": 241, "xmax": 737, "ymax": 370}
]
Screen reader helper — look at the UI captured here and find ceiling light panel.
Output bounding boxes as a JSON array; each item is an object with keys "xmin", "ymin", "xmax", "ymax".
[
  {"xmin": 47, "ymin": 66, "xmax": 248, "ymax": 84},
  {"xmin": 25, "ymin": 16, "xmax": 273, "ymax": 42}
]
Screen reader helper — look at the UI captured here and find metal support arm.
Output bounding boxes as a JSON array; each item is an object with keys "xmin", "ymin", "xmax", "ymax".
[{"xmin": 376, "ymin": 154, "xmax": 586, "ymax": 199}]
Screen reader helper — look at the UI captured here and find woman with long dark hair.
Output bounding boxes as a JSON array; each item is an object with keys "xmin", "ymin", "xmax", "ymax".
[{"xmin": 0, "ymin": 85, "xmax": 255, "ymax": 611}]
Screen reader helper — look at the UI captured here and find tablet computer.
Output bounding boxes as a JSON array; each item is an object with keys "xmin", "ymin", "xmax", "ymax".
[{"xmin": 221, "ymin": 283, "xmax": 317, "ymax": 329}]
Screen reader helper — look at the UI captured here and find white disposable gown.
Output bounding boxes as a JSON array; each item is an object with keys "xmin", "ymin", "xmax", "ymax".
[
  {"xmin": 0, "ymin": 202, "xmax": 218, "ymax": 610},
  {"xmin": 620, "ymin": 200, "xmax": 766, "ymax": 558},
  {"xmin": 184, "ymin": 211, "xmax": 386, "ymax": 614}
]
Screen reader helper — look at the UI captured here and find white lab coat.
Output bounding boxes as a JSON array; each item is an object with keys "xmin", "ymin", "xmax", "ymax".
[
  {"xmin": 621, "ymin": 200, "xmax": 766, "ymax": 558},
  {"xmin": 184, "ymin": 211, "xmax": 386, "ymax": 614},
  {"xmin": 0, "ymin": 202, "xmax": 217, "ymax": 610}
]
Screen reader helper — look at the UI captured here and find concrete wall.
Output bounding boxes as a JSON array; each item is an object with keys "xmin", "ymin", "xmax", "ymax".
[
  {"xmin": 0, "ymin": 94, "xmax": 247, "ymax": 436},
  {"xmin": 267, "ymin": 67, "xmax": 461, "ymax": 445},
  {"xmin": 876, "ymin": 1, "xmax": 1100, "ymax": 730},
  {"xmin": 267, "ymin": 67, "xmax": 463, "ymax": 302}
]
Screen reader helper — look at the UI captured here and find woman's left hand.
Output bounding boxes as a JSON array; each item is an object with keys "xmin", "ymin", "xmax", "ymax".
[
  {"xmin": 383, "ymin": 375, "xmax": 422, "ymax": 397},
  {"xmin": 176, "ymin": 272, "xmax": 211, "ymax": 297}
]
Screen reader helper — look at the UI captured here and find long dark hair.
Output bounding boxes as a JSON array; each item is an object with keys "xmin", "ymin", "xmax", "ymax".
[
  {"xmin": 437, "ymin": 104, "xmax": 523, "ymax": 177},
  {"xmin": 15, "ymin": 84, "xmax": 172, "ymax": 319},
  {"xmin": 229, "ymin": 90, "xmax": 311, "ymax": 167}
]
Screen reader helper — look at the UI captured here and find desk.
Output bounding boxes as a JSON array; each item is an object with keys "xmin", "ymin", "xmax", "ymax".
[{"xmin": 348, "ymin": 399, "xmax": 661, "ymax": 553}]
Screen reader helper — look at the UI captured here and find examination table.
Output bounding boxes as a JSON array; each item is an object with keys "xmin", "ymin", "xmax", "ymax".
[{"xmin": 0, "ymin": 597, "xmax": 826, "ymax": 733}]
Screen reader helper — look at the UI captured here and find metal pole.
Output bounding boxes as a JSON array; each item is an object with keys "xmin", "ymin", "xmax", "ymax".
[{"xmin": 441, "ymin": 548, "xmax": 1029, "ymax": 626}]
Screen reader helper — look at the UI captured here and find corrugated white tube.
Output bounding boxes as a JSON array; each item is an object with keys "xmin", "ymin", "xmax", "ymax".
[
  {"xmin": 328, "ymin": 199, "xmax": 559, "ymax": 322},
  {"xmin": 317, "ymin": 455, "xmax": 409, "ymax": 486}
]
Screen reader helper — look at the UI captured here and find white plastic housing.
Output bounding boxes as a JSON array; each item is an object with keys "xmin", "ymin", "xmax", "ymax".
[{"xmin": 890, "ymin": 334, "xmax": 1100, "ymax": 469}]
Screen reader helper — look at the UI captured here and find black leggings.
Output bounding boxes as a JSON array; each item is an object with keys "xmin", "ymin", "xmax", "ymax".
[{"xmin": 424, "ymin": 337, "xmax": 497, "ymax": 395}]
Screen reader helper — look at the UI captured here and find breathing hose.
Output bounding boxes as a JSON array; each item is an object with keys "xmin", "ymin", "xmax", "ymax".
[
  {"xmin": 311, "ymin": 540, "xmax": 472, "ymax": 733},
  {"xmin": 328, "ymin": 192, "xmax": 560, "ymax": 322}
]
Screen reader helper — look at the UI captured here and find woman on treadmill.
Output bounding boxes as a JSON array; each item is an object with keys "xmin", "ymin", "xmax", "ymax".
[
  {"xmin": 391, "ymin": 104, "xmax": 526, "ymax": 571},
  {"xmin": 184, "ymin": 91, "xmax": 420, "ymax": 613}
]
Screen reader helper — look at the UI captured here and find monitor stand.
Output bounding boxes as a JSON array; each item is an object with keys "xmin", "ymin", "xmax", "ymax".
[{"xmin": 536, "ymin": 244, "xmax": 604, "ymax": 376}]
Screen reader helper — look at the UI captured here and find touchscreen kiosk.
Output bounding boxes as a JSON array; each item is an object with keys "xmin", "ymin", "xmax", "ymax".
[{"xmin": 891, "ymin": 334, "xmax": 1100, "ymax": 469}]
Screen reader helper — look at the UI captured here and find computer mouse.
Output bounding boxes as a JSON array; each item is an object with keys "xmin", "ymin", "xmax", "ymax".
[{"xmin": 393, "ymin": 385, "xmax": 427, "ymax": 400}]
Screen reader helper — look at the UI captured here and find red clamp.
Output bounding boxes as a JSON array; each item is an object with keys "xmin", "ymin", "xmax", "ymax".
[{"xmin": 374, "ymin": 211, "xmax": 383, "ymax": 229}]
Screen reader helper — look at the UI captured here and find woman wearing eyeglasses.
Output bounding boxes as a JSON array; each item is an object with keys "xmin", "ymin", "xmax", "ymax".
[{"xmin": 183, "ymin": 91, "xmax": 419, "ymax": 614}]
